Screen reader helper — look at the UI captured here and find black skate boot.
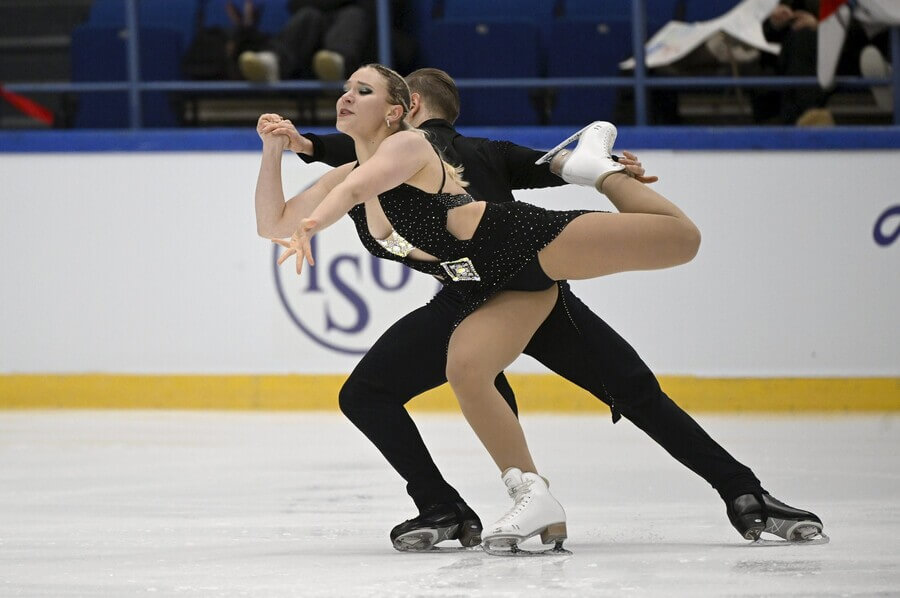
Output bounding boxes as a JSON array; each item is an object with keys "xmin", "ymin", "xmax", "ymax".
[
  {"xmin": 390, "ymin": 502, "xmax": 482, "ymax": 552},
  {"xmin": 727, "ymin": 493, "xmax": 826, "ymax": 544}
]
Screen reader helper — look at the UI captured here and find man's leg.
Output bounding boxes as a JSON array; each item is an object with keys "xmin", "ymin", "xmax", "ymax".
[
  {"xmin": 339, "ymin": 290, "xmax": 518, "ymax": 549},
  {"xmin": 524, "ymin": 284, "xmax": 823, "ymax": 541},
  {"xmin": 523, "ymin": 283, "xmax": 763, "ymax": 501}
]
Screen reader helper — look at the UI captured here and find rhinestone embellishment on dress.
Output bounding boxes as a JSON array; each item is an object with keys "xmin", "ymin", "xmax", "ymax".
[
  {"xmin": 375, "ymin": 230, "xmax": 415, "ymax": 257},
  {"xmin": 440, "ymin": 257, "xmax": 481, "ymax": 282}
]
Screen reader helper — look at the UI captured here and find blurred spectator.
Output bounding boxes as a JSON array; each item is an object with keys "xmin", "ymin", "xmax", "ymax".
[
  {"xmin": 183, "ymin": 0, "xmax": 270, "ymax": 81},
  {"xmin": 239, "ymin": 0, "xmax": 374, "ymax": 82},
  {"xmin": 753, "ymin": 0, "xmax": 888, "ymax": 125},
  {"xmin": 757, "ymin": 0, "xmax": 826, "ymax": 124}
]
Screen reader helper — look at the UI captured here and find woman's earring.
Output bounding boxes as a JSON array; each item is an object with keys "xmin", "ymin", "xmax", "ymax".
[{"xmin": 385, "ymin": 118, "xmax": 391, "ymax": 128}]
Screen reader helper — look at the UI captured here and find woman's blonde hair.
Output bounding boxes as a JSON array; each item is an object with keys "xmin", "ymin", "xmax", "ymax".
[{"xmin": 364, "ymin": 63, "xmax": 468, "ymax": 188}]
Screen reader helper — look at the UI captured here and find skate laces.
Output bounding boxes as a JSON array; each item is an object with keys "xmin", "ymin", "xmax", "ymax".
[
  {"xmin": 495, "ymin": 479, "xmax": 535, "ymax": 525},
  {"xmin": 506, "ymin": 478, "xmax": 534, "ymax": 499}
]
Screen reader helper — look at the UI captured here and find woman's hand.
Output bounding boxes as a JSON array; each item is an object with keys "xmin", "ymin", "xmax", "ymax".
[
  {"xmin": 271, "ymin": 218, "xmax": 318, "ymax": 275},
  {"xmin": 618, "ymin": 150, "xmax": 659, "ymax": 184},
  {"xmin": 265, "ymin": 118, "xmax": 314, "ymax": 155},
  {"xmin": 256, "ymin": 113, "xmax": 291, "ymax": 151}
]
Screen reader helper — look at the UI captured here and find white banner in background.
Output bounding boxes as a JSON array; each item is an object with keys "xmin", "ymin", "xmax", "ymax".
[
  {"xmin": 0, "ymin": 150, "xmax": 898, "ymax": 376},
  {"xmin": 621, "ymin": 0, "xmax": 781, "ymax": 69}
]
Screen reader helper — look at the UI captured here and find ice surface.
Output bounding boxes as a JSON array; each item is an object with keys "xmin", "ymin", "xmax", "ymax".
[{"xmin": 1, "ymin": 412, "xmax": 897, "ymax": 597}]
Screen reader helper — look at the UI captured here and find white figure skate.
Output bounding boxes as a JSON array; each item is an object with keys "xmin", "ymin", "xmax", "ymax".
[
  {"xmin": 481, "ymin": 468, "xmax": 571, "ymax": 556},
  {"xmin": 535, "ymin": 121, "xmax": 625, "ymax": 192}
]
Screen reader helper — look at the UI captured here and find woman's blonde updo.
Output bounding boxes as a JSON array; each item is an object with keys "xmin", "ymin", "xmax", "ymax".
[
  {"xmin": 365, "ymin": 63, "xmax": 468, "ymax": 188},
  {"xmin": 364, "ymin": 63, "xmax": 412, "ymax": 127}
]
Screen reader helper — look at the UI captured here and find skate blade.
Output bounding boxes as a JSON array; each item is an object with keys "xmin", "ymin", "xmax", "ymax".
[
  {"xmin": 482, "ymin": 538, "xmax": 571, "ymax": 557},
  {"xmin": 535, "ymin": 122, "xmax": 594, "ymax": 165},
  {"xmin": 423, "ymin": 545, "xmax": 485, "ymax": 553},
  {"xmin": 394, "ymin": 541, "xmax": 483, "ymax": 553},
  {"xmin": 393, "ymin": 530, "xmax": 439, "ymax": 552},
  {"xmin": 483, "ymin": 544, "xmax": 572, "ymax": 557},
  {"xmin": 747, "ymin": 519, "xmax": 828, "ymax": 546},
  {"xmin": 392, "ymin": 524, "xmax": 460, "ymax": 552},
  {"xmin": 749, "ymin": 531, "xmax": 830, "ymax": 547}
]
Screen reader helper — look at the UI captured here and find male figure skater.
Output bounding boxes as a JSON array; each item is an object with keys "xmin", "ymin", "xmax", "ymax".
[{"xmin": 268, "ymin": 67, "xmax": 823, "ymax": 550}]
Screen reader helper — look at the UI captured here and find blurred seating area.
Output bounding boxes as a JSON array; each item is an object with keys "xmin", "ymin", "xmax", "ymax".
[{"xmin": 0, "ymin": 0, "xmax": 893, "ymax": 128}]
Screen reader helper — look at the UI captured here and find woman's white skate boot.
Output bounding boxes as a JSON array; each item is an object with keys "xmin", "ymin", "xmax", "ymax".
[
  {"xmin": 482, "ymin": 467, "xmax": 570, "ymax": 556},
  {"xmin": 535, "ymin": 121, "xmax": 625, "ymax": 192}
]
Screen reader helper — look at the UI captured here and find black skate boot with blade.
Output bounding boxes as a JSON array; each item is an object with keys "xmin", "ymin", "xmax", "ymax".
[
  {"xmin": 727, "ymin": 493, "xmax": 828, "ymax": 545},
  {"xmin": 390, "ymin": 502, "xmax": 482, "ymax": 552}
]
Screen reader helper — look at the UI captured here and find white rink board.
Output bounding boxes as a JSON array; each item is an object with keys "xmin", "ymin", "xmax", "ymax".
[{"xmin": 1, "ymin": 150, "xmax": 898, "ymax": 375}]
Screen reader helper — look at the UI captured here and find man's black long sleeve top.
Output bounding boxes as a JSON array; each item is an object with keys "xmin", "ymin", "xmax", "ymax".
[{"xmin": 296, "ymin": 119, "xmax": 565, "ymax": 202}]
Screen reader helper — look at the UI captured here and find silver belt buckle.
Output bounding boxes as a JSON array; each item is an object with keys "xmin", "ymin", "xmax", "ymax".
[{"xmin": 440, "ymin": 257, "xmax": 481, "ymax": 282}]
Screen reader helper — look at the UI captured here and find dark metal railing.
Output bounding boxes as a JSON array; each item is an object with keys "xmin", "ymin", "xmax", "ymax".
[{"xmin": 3, "ymin": 0, "xmax": 899, "ymax": 128}]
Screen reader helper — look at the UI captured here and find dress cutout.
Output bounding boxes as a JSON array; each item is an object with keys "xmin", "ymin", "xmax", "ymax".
[{"xmin": 347, "ymin": 143, "xmax": 596, "ymax": 335}]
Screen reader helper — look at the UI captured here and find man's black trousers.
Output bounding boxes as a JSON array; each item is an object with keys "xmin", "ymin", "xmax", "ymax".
[{"xmin": 338, "ymin": 283, "xmax": 763, "ymax": 512}]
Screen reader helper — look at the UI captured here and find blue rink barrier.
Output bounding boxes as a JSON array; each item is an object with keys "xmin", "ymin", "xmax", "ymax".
[{"xmin": 2, "ymin": 127, "xmax": 900, "ymax": 153}]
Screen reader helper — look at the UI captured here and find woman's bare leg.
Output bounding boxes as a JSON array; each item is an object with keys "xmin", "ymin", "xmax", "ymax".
[
  {"xmin": 539, "ymin": 172, "xmax": 702, "ymax": 280},
  {"xmin": 445, "ymin": 286, "xmax": 559, "ymax": 474}
]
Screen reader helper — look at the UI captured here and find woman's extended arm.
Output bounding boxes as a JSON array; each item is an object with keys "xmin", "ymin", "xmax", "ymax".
[
  {"xmin": 303, "ymin": 131, "xmax": 432, "ymax": 235},
  {"xmin": 273, "ymin": 131, "xmax": 433, "ymax": 273},
  {"xmin": 254, "ymin": 114, "xmax": 354, "ymax": 239}
]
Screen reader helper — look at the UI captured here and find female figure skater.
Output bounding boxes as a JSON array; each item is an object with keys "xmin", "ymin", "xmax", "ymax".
[{"xmin": 255, "ymin": 64, "xmax": 823, "ymax": 553}]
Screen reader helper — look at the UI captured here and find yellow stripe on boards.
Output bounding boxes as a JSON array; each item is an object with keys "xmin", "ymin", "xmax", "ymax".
[{"xmin": 0, "ymin": 375, "xmax": 897, "ymax": 412}]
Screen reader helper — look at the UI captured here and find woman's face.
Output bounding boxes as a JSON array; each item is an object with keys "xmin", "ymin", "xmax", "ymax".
[{"xmin": 336, "ymin": 67, "xmax": 397, "ymax": 135}]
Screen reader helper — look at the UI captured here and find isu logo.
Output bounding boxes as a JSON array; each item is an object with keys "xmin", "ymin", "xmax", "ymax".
[
  {"xmin": 873, "ymin": 205, "xmax": 900, "ymax": 247},
  {"xmin": 273, "ymin": 222, "xmax": 440, "ymax": 354}
]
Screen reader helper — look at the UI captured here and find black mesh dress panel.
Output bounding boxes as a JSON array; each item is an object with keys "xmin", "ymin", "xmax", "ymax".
[{"xmin": 349, "ymin": 180, "xmax": 592, "ymax": 333}]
